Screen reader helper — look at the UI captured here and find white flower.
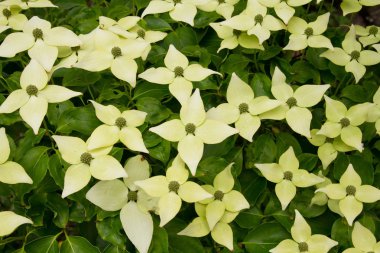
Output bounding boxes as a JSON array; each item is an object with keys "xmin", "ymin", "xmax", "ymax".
[
  {"xmin": 197, "ymin": 0, "xmax": 239, "ymax": 19},
  {"xmin": 340, "ymin": 0, "xmax": 379, "ymax": 16},
  {"xmin": 0, "ymin": 0, "xmax": 56, "ymax": 9},
  {"xmin": 0, "ymin": 211, "xmax": 33, "ymax": 237},
  {"xmin": 343, "ymin": 222, "xmax": 380, "ymax": 253},
  {"xmin": 257, "ymin": 0, "xmax": 312, "ymax": 24},
  {"xmin": 355, "ymin": 25, "xmax": 380, "ymax": 47},
  {"xmin": 0, "ymin": 6, "xmax": 28, "ymax": 33},
  {"xmin": 367, "ymin": 86, "xmax": 380, "ymax": 135}
]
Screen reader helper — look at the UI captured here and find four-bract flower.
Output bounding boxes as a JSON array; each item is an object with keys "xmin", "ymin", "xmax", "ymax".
[
  {"xmin": 0, "ymin": 16, "xmax": 81, "ymax": 71},
  {"xmin": 367, "ymin": 86, "xmax": 380, "ymax": 135},
  {"xmin": 255, "ymin": 146, "xmax": 324, "ymax": 210},
  {"xmin": 0, "ymin": 60, "xmax": 81, "ymax": 134},
  {"xmin": 86, "ymin": 100, "xmax": 149, "ymax": 153},
  {"xmin": 342, "ymin": 222, "xmax": 380, "ymax": 253},
  {"xmin": 0, "ymin": 6, "xmax": 27, "ymax": 33},
  {"xmin": 221, "ymin": 0, "xmax": 285, "ymax": 44},
  {"xmin": 270, "ymin": 210, "xmax": 338, "ymax": 253},
  {"xmin": 149, "ymin": 89, "xmax": 238, "ymax": 175},
  {"xmin": 197, "ymin": 0, "xmax": 239, "ymax": 19},
  {"xmin": 260, "ymin": 67, "xmax": 330, "ymax": 138},
  {"xmin": 316, "ymin": 164, "xmax": 380, "ymax": 225},
  {"xmin": 139, "ymin": 45, "xmax": 220, "ymax": 105},
  {"xmin": 135, "ymin": 155, "xmax": 213, "ymax": 227},
  {"xmin": 340, "ymin": 0, "xmax": 379, "ymax": 16},
  {"xmin": 355, "ymin": 25, "xmax": 380, "ymax": 47},
  {"xmin": 320, "ymin": 25, "xmax": 380, "ymax": 83},
  {"xmin": 86, "ymin": 155, "xmax": 157, "ymax": 253},
  {"xmin": 284, "ymin": 13, "xmax": 333, "ymax": 51},
  {"xmin": 207, "ymin": 73, "xmax": 281, "ymax": 141},
  {"xmin": 0, "ymin": 0, "xmax": 56, "ymax": 9},
  {"xmin": 317, "ymin": 96, "xmax": 371, "ymax": 152},
  {"xmin": 257, "ymin": 0, "xmax": 312, "ymax": 24},
  {"xmin": 52, "ymin": 135, "xmax": 128, "ymax": 198}
]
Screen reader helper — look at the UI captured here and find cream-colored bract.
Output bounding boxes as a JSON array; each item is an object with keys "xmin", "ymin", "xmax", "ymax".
[
  {"xmin": 340, "ymin": 0, "xmax": 379, "ymax": 16},
  {"xmin": 0, "ymin": 0, "xmax": 56, "ymax": 9},
  {"xmin": 342, "ymin": 222, "xmax": 380, "ymax": 253},
  {"xmin": 258, "ymin": 0, "xmax": 312, "ymax": 24},
  {"xmin": 0, "ymin": 211, "xmax": 33, "ymax": 237}
]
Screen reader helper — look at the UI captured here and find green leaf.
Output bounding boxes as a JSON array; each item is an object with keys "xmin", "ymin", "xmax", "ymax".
[
  {"xmin": 275, "ymin": 132, "xmax": 302, "ymax": 157},
  {"xmin": 290, "ymin": 61, "xmax": 320, "ymax": 84},
  {"xmin": 341, "ymin": 85, "xmax": 369, "ymax": 103},
  {"xmin": 133, "ymin": 81, "xmax": 170, "ymax": 100},
  {"xmin": 235, "ymin": 207, "xmax": 264, "ymax": 229},
  {"xmin": 14, "ymin": 129, "xmax": 45, "ymax": 161},
  {"xmin": 136, "ymin": 97, "xmax": 171, "ymax": 124},
  {"xmin": 102, "ymin": 245, "xmax": 130, "ymax": 253},
  {"xmin": 60, "ymin": 68, "xmax": 101, "ymax": 87},
  {"xmin": 250, "ymin": 73, "xmax": 272, "ymax": 97},
  {"xmin": 196, "ymin": 157, "xmax": 229, "ymax": 184},
  {"xmin": 60, "ymin": 236, "xmax": 100, "ymax": 253},
  {"xmin": 220, "ymin": 54, "xmax": 250, "ymax": 75},
  {"xmin": 149, "ymin": 139, "xmax": 171, "ymax": 164},
  {"xmin": 96, "ymin": 217, "xmax": 126, "ymax": 248},
  {"xmin": 298, "ymin": 153, "xmax": 318, "ymax": 172},
  {"xmin": 258, "ymin": 45, "xmax": 282, "ymax": 60},
  {"xmin": 331, "ymin": 218, "xmax": 352, "ymax": 249},
  {"xmin": 48, "ymin": 153, "xmax": 65, "ymax": 188},
  {"xmin": 46, "ymin": 194, "xmax": 69, "ymax": 228},
  {"xmin": 239, "ymin": 170, "xmax": 267, "ymax": 206},
  {"xmin": 148, "ymin": 219, "xmax": 169, "ymax": 253},
  {"xmin": 163, "ymin": 27, "xmax": 198, "ymax": 49},
  {"xmin": 245, "ymin": 134, "xmax": 277, "ymax": 165},
  {"xmin": 25, "ymin": 234, "xmax": 60, "ymax": 253},
  {"xmin": 144, "ymin": 16, "xmax": 172, "ymax": 31}
]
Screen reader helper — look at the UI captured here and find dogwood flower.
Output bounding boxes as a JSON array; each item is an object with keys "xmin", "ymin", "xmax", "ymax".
[
  {"xmin": 0, "ymin": 211, "xmax": 33, "ymax": 237},
  {"xmin": 270, "ymin": 210, "xmax": 337, "ymax": 253},
  {"xmin": 257, "ymin": 0, "xmax": 312, "ymax": 24},
  {"xmin": 317, "ymin": 96, "xmax": 371, "ymax": 152},
  {"xmin": 139, "ymin": 45, "xmax": 220, "ymax": 105},
  {"xmin": 355, "ymin": 25, "xmax": 380, "ymax": 47},
  {"xmin": 0, "ymin": 16, "xmax": 81, "ymax": 71},
  {"xmin": 86, "ymin": 101, "xmax": 148, "ymax": 153},
  {"xmin": 0, "ymin": 6, "xmax": 27, "ymax": 33},
  {"xmin": 209, "ymin": 22, "xmax": 264, "ymax": 52},
  {"xmin": 0, "ymin": 60, "xmax": 81, "ymax": 134},
  {"xmin": 52, "ymin": 135, "xmax": 127, "ymax": 198},
  {"xmin": 284, "ymin": 13, "xmax": 333, "ymax": 51},
  {"xmin": 221, "ymin": 0, "xmax": 285, "ymax": 44},
  {"xmin": 310, "ymin": 172, "xmax": 332, "ymax": 206},
  {"xmin": 255, "ymin": 147, "xmax": 324, "ymax": 210},
  {"xmin": 260, "ymin": 67, "xmax": 330, "ymax": 138},
  {"xmin": 86, "ymin": 155, "xmax": 157, "ymax": 253},
  {"xmin": 367, "ymin": 86, "xmax": 380, "ymax": 135},
  {"xmin": 135, "ymin": 155, "xmax": 212, "ymax": 226},
  {"xmin": 316, "ymin": 164, "xmax": 380, "ymax": 225},
  {"xmin": 320, "ymin": 25, "xmax": 380, "ymax": 83},
  {"xmin": 197, "ymin": 0, "xmax": 239, "ymax": 19},
  {"xmin": 207, "ymin": 73, "xmax": 281, "ymax": 141},
  {"xmin": 343, "ymin": 222, "xmax": 380, "ymax": 253},
  {"xmin": 141, "ymin": 0, "xmax": 208, "ymax": 26},
  {"xmin": 0, "ymin": 0, "xmax": 56, "ymax": 9},
  {"xmin": 149, "ymin": 89, "xmax": 238, "ymax": 174},
  {"xmin": 340, "ymin": 0, "xmax": 379, "ymax": 16}
]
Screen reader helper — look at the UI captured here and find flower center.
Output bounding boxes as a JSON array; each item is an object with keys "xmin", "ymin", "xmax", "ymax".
[
  {"xmin": 369, "ymin": 26, "xmax": 378, "ymax": 36},
  {"xmin": 346, "ymin": 185, "xmax": 356, "ymax": 195},
  {"xmin": 80, "ymin": 152, "xmax": 93, "ymax": 165},
  {"xmin": 238, "ymin": 103, "xmax": 249, "ymax": 114},
  {"xmin": 115, "ymin": 117, "xmax": 126, "ymax": 129},
  {"xmin": 111, "ymin": 46, "xmax": 122, "ymax": 58},
  {"xmin": 2, "ymin": 9, "xmax": 11, "ymax": 18},
  {"xmin": 298, "ymin": 242, "xmax": 309, "ymax": 252},
  {"xmin": 185, "ymin": 123, "xmax": 196, "ymax": 135},
  {"xmin": 137, "ymin": 29, "xmax": 146, "ymax": 38},
  {"xmin": 233, "ymin": 30, "xmax": 241, "ymax": 37},
  {"xmin": 214, "ymin": 190, "xmax": 224, "ymax": 201},
  {"xmin": 254, "ymin": 14, "xmax": 263, "ymax": 25},
  {"xmin": 286, "ymin": 97, "xmax": 297, "ymax": 107},
  {"xmin": 168, "ymin": 181, "xmax": 180, "ymax": 193},
  {"xmin": 173, "ymin": 0, "xmax": 181, "ymax": 3},
  {"xmin": 32, "ymin": 28, "xmax": 43, "ymax": 40},
  {"xmin": 350, "ymin": 50, "xmax": 360, "ymax": 60},
  {"xmin": 71, "ymin": 46, "xmax": 80, "ymax": 52},
  {"xmin": 326, "ymin": 137, "xmax": 334, "ymax": 143},
  {"xmin": 174, "ymin": 66, "xmax": 184, "ymax": 77},
  {"xmin": 304, "ymin": 27, "xmax": 313, "ymax": 37},
  {"xmin": 218, "ymin": 0, "xmax": 225, "ymax": 3},
  {"xmin": 128, "ymin": 191, "xmax": 138, "ymax": 202},
  {"xmin": 283, "ymin": 171, "xmax": 293, "ymax": 181},
  {"xmin": 340, "ymin": 117, "xmax": 350, "ymax": 127},
  {"xmin": 26, "ymin": 85, "xmax": 38, "ymax": 96}
]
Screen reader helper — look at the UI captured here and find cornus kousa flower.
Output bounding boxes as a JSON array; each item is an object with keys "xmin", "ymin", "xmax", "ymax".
[
  {"xmin": 149, "ymin": 89, "xmax": 238, "ymax": 175},
  {"xmin": 343, "ymin": 222, "xmax": 380, "ymax": 253},
  {"xmin": 0, "ymin": 211, "xmax": 33, "ymax": 237},
  {"xmin": 209, "ymin": 22, "xmax": 264, "ymax": 52},
  {"xmin": 0, "ymin": 6, "xmax": 28, "ymax": 33},
  {"xmin": 355, "ymin": 25, "xmax": 380, "ymax": 47},
  {"xmin": 284, "ymin": 13, "xmax": 333, "ymax": 51},
  {"xmin": 141, "ymin": 0, "xmax": 208, "ymax": 26},
  {"xmin": 257, "ymin": 0, "xmax": 312, "ymax": 24},
  {"xmin": 316, "ymin": 164, "xmax": 380, "ymax": 225},
  {"xmin": 340, "ymin": 0, "xmax": 379, "ymax": 16},
  {"xmin": 221, "ymin": 0, "xmax": 285, "ymax": 44},
  {"xmin": 0, "ymin": 60, "xmax": 81, "ymax": 134},
  {"xmin": 0, "ymin": 0, "xmax": 56, "ymax": 9},
  {"xmin": 197, "ymin": 0, "xmax": 239, "ymax": 19},
  {"xmin": 86, "ymin": 100, "xmax": 149, "ymax": 153},
  {"xmin": 0, "ymin": 16, "xmax": 81, "ymax": 71},
  {"xmin": 367, "ymin": 86, "xmax": 380, "ymax": 135},
  {"xmin": 270, "ymin": 210, "xmax": 338, "ymax": 253},
  {"xmin": 255, "ymin": 147, "xmax": 324, "ymax": 210},
  {"xmin": 317, "ymin": 96, "xmax": 371, "ymax": 152},
  {"xmin": 52, "ymin": 135, "xmax": 127, "ymax": 198},
  {"xmin": 135, "ymin": 155, "xmax": 213, "ymax": 227},
  {"xmin": 86, "ymin": 155, "xmax": 157, "ymax": 253},
  {"xmin": 139, "ymin": 45, "xmax": 220, "ymax": 105},
  {"xmin": 260, "ymin": 67, "xmax": 330, "ymax": 138},
  {"xmin": 207, "ymin": 73, "xmax": 281, "ymax": 141},
  {"xmin": 320, "ymin": 25, "xmax": 380, "ymax": 83}
]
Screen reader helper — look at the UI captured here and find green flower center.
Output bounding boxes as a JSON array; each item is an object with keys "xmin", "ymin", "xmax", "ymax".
[
  {"xmin": 346, "ymin": 185, "xmax": 356, "ymax": 195},
  {"xmin": 185, "ymin": 123, "xmax": 196, "ymax": 135},
  {"xmin": 340, "ymin": 117, "xmax": 350, "ymax": 127},
  {"xmin": 286, "ymin": 97, "xmax": 297, "ymax": 107},
  {"xmin": 283, "ymin": 171, "xmax": 293, "ymax": 181},
  {"xmin": 115, "ymin": 117, "xmax": 127, "ymax": 129},
  {"xmin": 218, "ymin": 0, "xmax": 225, "ymax": 3},
  {"xmin": 173, "ymin": 0, "xmax": 181, "ymax": 3},
  {"xmin": 369, "ymin": 26, "xmax": 378, "ymax": 36},
  {"xmin": 128, "ymin": 191, "xmax": 138, "ymax": 202},
  {"xmin": 137, "ymin": 29, "xmax": 146, "ymax": 38},
  {"xmin": 174, "ymin": 66, "xmax": 184, "ymax": 77},
  {"xmin": 214, "ymin": 190, "xmax": 224, "ymax": 201},
  {"xmin": 111, "ymin": 46, "xmax": 122, "ymax": 58},
  {"xmin": 2, "ymin": 9, "xmax": 11, "ymax": 18},
  {"xmin": 32, "ymin": 28, "xmax": 43, "ymax": 40},
  {"xmin": 326, "ymin": 137, "xmax": 334, "ymax": 143},
  {"xmin": 239, "ymin": 103, "xmax": 249, "ymax": 114},
  {"xmin": 168, "ymin": 181, "xmax": 180, "ymax": 193},
  {"xmin": 71, "ymin": 46, "xmax": 80, "ymax": 52},
  {"xmin": 26, "ymin": 85, "xmax": 38, "ymax": 96},
  {"xmin": 22, "ymin": 0, "xmax": 29, "ymax": 2},
  {"xmin": 304, "ymin": 27, "xmax": 314, "ymax": 37},
  {"xmin": 254, "ymin": 14, "xmax": 263, "ymax": 25},
  {"xmin": 80, "ymin": 152, "xmax": 93, "ymax": 165},
  {"xmin": 350, "ymin": 50, "xmax": 360, "ymax": 60},
  {"xmin": 233, "ymin": 30, "xmax": 241, "ymax": 37},
  {"xmin": 298, "ymin": 242, "xmax": 309, "ymax": 252}
]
